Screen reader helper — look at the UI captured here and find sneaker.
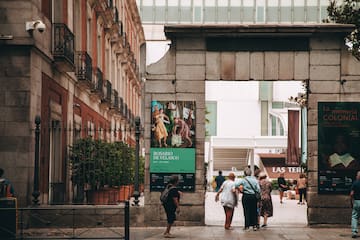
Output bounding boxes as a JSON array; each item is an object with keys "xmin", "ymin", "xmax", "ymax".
[
  {"xmin": 261, "ymin": 224, "xmax": 267, "ymax": 227},
  {"xmin": 243, "ymin": 227, "xmax": 250, "ymax": 231},
  {"xmin": 352, "ymin": 234, "xmax": 357, "ymax": 238}
]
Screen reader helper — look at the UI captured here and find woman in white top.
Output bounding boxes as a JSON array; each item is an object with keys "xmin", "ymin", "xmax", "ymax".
[{"xmin": 215, "ymin": 172, "xmax": 238, "ymax": 230}]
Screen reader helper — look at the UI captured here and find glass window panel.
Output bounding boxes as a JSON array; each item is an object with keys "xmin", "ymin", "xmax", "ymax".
[
  {"xmin": 243, "ymin": 0, "xmax": 254, "ymax": 7},
  {"xmin": 194, "ymin": 0, "xmax": 202, "ymax": 6},
  {"xmin": 168, "ymin": 0, "xmax": 178, "ymax": 6},
  {"xmin": 141, "ymin": 6, "xmax": 154, "ymax": 22},
  {"xmin": 257, "ymin": 0, "xmax": 265, "ymax": 6},
  {"xmin": 294, "ymin": 7, "xmax": 305, "ymax": 22},
  {"xmin": 204, "ymin": 7, "xmax": 216, "ymax": 23},
  {"xmin": 217, "ymin": 7, "xmax": 228, "ymax": 23},
  {"xmin": 181, "ymin": 0, "xmax": 191, "ymax": 6},
  {"xmin": 206, "ymin": 102, "xmax": 217, "ymax": 137},
  {"xmin": 272, "ymin": 117, "xmax": 276, "ymax": 136},
  {"xmin": 142, "ymin": 0, "xmax": 153, "ymax": 6},
  {"xmin": 320, "ymin": 6, "xmax": 328, "ymax": 22},
  {"xmin": 155, "ymin": 6, "xmax": 165, "ymax": 22},
  {"xmin": 230, "ymin": 0, "xmax": 241, "ymax": 7},
  {"xmin": 267, "ymin": 7, "xmax": 278, "ymax": 22},
  {"xmin": 294, "ymin": 0, "xmax": 305, "ymax": 7},
  {"xmin": 181, "ymin": 7, "xmax": 192, "ymax": 22},
  {"xmin": 168, "ymin": 6, "xmax": 179, "ymax": 22},
  {"xmin": 267, "ymin": 0, "xmax": 279, "ymax": 7},
  {"xmin": 205, "ymin": 0, "xmax": 216, "ymax": 6},
  {"xmin": 280, "ymin": 6, "xmax": 292, "ymax": 22},
  {"xmin": 243, "ymin": 7, "xmax": 254, "ymax": 22},
  {"xmin": 306, "ymin": 6, "xmax": 318, "ymax": 22},
  {"xmin": 257, "ymin": 6, "xmax": 265, "ymax": 22},
  {"xmin": 230, "ymin": 7, "xmax": 241, "ymax": 22},
  {"xmin": 281, "ymin": 0, "xmax": 292, "ymax": 6},
  {"xmin": 307, "ymin": 0, "xmax": 318, "ymax": 6},
  {"xmin": 194, "ymin": 6, "xmax": 202, "ymax": 22},
  {"xmin": 155, "ymin": 0, "xmax": 165, "ymax": 5},
  {"xmin": 218, "ymin": 0, "xmax": 228, "ymax": 6}
]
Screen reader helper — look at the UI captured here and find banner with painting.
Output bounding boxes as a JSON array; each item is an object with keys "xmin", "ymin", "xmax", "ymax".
[
  {"xmin": 150, "ymin": 100, "xmax": 196, "ymax": 191},
  {"xmin": 318, "ymin": 102, "xmax": 360, "ymax": 194}
]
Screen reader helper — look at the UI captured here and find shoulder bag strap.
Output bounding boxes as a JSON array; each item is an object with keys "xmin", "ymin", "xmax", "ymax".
[{"xmin": 244, "ymin": 177, "xmax": 258, "ymax": 193}]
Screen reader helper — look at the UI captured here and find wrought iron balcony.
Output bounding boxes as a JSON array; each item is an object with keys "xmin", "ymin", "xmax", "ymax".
[
  {"xmin": 92, "ymin": 68, "xmax": 104, "ymax": 98},
  {"xmin": 75, "ymin": 51, "xmax": 92, "ymax": 84},
  {"xmin": 124, "ymin": 103, "xmax": 128, "ymax": 118},
  {"xmin": 102, "ymin": 80, "xmax": 112, "ymax": 103},
  {"xmin": 119, "ymin": 97, "xmax": 124, "ymax": 114},
  {"xmin": 112, "ymin": 90, "xmax": 119, "ymax": 110},
  {"xmin": 52, "ymin": 23, "xmax": 75, "ymax": 72}
]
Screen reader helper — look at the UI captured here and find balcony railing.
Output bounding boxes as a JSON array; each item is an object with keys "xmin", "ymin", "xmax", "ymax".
[
  {"xmin": 92, "ymin": 68, "xmax": 104, "ymax": 97},
  {"xmin": 112, "ymin": 90, "xmax": 119, "ymax": 110},
  {"xmin": 103, "ymin": 80, "xmax": 112, "ymax": 103},
  {"xmin": 119, "ymin": 97, "xmax": 124, "ymax": 114},
  {"xmin": 53, "ymin": 23, "xmax": 75, "ymax": 71},
  {"xmin": 75, "ymin": 51, "xmax": 92, "ymax": 83}
]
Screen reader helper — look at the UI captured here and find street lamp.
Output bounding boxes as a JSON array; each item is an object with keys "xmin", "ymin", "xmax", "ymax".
[
  {"xmin": 133, "ymin": 116, "xmax": 141, "ymax": 206},
  {"xmin": 32, "ymin": 116, "xmax": 41, "ymax": 205}
]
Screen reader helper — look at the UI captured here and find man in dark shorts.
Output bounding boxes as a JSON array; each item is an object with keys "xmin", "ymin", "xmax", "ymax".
[
  {"xmin": 350, "ymin": 171, "xmax": 360, "ymax": 238},
  {"xmin": 162, "ymin": 175, "xmax": 181, "ymax": 238}
]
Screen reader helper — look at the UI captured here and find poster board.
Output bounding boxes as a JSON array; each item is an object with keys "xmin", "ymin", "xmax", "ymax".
[
  {"xmin": 318, "ymin": 102, "xmax": 360, "ymax": 194},
  {"xmin": 150, "ymin": 100, "xmax": 196, "ymax": 192}
]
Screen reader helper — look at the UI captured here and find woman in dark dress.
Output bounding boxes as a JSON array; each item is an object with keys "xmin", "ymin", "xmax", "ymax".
[
  {"xmin": 277, "ymin": 173, "xmax": 287, "ymax": 204},
  {"xmin": 259, "ymin": 173, "xmax": 273, "ymax": 227}
]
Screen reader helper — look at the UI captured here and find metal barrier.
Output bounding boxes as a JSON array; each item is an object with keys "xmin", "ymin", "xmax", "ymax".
[{"xmin": 0, "ymin": 201, "xmax": 130, "ymax": 240}]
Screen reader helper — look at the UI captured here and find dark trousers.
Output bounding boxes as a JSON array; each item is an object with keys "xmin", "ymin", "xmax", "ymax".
[
  {"xmin": 242, "ymin": 193, "xmax": 258, "ymax": 228},
  {"xmin": 299, "ymin": 188, "xmax": 306, "ymax": 203}
]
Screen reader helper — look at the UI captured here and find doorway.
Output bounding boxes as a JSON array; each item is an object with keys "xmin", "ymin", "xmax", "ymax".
[{"xmin": 204, "ymin": 80, "xmax": 308, "ymax": 227}]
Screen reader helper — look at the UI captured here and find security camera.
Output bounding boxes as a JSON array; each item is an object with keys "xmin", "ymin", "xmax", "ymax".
[{"xmin": 26, "ymin": 20, "xmax": 46, "ymax": 33}]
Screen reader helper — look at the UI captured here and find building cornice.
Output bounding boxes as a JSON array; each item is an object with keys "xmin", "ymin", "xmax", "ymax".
[{"xmin": 164, "ymin": 24, "xmax": 355, "ymax": 39}]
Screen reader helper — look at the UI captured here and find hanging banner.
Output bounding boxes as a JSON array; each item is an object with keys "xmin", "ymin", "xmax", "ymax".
[
  {"xmin": 287, "ymin": 110, "xmax": 300, "ymax": 166},
  {"xmin": 150, "ymin": 100, "xmax": 196, "ymax": 191},
  {"xmin": 318, "ymin": 102, "xmax": 360, "ymax": 194}
]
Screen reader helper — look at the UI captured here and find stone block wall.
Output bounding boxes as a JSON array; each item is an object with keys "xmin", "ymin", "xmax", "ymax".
[{"xmin": 145, "ymin": 29, "xmax": 360, "ymax": 225}]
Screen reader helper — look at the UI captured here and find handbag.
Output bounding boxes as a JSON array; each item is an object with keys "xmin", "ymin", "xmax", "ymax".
[{"xmin": 244, "ymin": 177, "xmax": 261, "ymax": 201}]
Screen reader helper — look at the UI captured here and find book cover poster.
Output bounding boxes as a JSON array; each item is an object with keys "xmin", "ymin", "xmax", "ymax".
[
  {"xmin": 318, "ymin": 102, "xmax": 360, "ymax": 194},
  {"xmin": 150, "ymin": 100, "xmax": 196, "ymax": 191}
]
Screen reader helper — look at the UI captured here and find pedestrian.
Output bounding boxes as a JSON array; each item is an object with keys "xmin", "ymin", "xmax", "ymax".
[
  {"xmin": 214, "ymin": 170, "xmax": 225, "ymax": 192},
  {"xmin": 236, "ymin": 167, "xmax": 260, "ymax": 231},
  {"xmin": 215, "ymin": 172, "xmax": 238, "ymax": 230},
  {"xmin": 258, "ymin": 172, "xmax": 273, "ymax": 227},
  {"xmin": 0, "ymin": 168, "xmax": 15, "ymax": 197},
  {"xmin": 162, "ymin": 175, "xmax": 181, "ymax": 238},
  {"xmin": 277, "ymin": 173, "xmax": 288, "ymax": 204},
  {"xmin": 350, "ymin": 171, "xmax": 360, "ymax": 238},
  {"xmin": 297, "ymin": 173, "xmax": 307, "ymax": 205}
]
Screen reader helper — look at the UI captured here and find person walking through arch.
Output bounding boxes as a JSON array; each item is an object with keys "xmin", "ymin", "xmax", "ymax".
[
  {"xmin": 277, "ymin": 173, "xmax": 288, "ymax": 204},
  {"xmin": 214, "ymin": 170, "xmax": 225, "ymax": 192},
  {"xmin": 215, "ymin": 172, "xmax": 238, "ymax": 230},
  {"xmin": 236, "ymin": 167, "xmax": 260, "ymax": 231},
  {"xmin": 162, "ymin": 175, "xmax": 181, "ymax": 238}
]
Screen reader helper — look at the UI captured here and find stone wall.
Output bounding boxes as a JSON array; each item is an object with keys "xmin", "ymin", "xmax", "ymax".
[{"xmin": 145, "ymin": 27, "xmax": 360, "ymax": 225}]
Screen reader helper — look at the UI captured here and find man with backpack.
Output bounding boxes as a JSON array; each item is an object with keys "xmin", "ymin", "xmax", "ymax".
[
  {"xmin": 0, "ymin": 168, "xmax": 15, "ymax": 198},
  {"xmin": 161, "ymin": 175, "xmax": 181, "ymax": 238}
]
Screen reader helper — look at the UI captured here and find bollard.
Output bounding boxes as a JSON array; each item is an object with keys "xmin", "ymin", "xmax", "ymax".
[{"xmin": 124, "ymin": 201, "xmax": 130, "ymax": 240}]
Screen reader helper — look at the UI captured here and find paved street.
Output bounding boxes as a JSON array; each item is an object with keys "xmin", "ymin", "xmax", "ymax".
[
  {"xmin": 205, "ymin": 191, "xmax": 307, "ymax": 227},
  {"xmin": 23, "ymin": 192, "xmax": 353, "ymax": 239}
]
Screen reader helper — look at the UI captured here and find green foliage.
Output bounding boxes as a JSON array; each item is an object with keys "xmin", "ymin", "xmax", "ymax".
[
  {"xmin": 69, "ymin": 138, "xmax": 136, "ymax": 190},
  {"xmin": 326, "ymin": 0, "xmax": 360, "ymax": 60}
]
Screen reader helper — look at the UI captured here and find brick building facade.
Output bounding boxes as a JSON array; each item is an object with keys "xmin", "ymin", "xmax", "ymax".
[{"xmin": 0, "ymin": 0, "xmax": 145, "ymax": 206}]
